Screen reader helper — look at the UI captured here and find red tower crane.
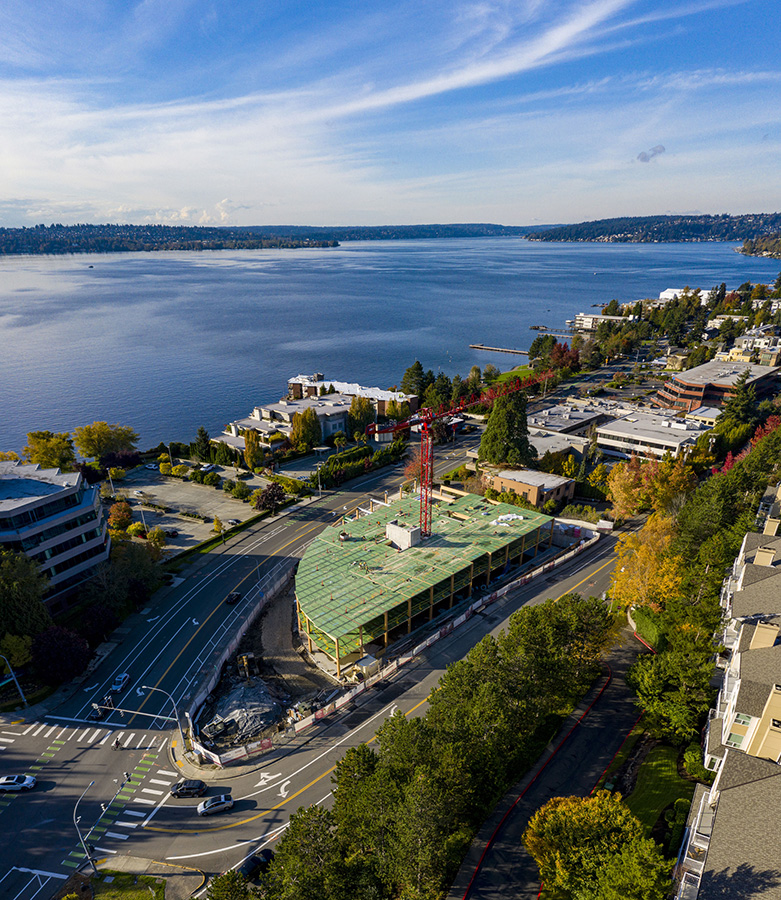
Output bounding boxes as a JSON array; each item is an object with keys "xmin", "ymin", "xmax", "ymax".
[{"xmin": 367, "ymin": 369, "xmax": 554, "ymax": 538}]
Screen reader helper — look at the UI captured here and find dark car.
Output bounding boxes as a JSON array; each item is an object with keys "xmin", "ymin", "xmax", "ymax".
[
  {"xmin": 170, "ymin": 779, "xmax": 207, "ymax": 798},
  {"xmin": 236, "ymin": 849, "xmax": 274, "ymax": 880},
  {"xmin": 225, "ymin": 591, "xmax": 242, "ymax": 605}
]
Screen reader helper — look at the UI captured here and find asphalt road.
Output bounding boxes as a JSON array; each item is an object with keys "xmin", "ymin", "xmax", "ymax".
[{"xmin": 0, "ymin": 434, "xmax": 489, "ymax": 888}]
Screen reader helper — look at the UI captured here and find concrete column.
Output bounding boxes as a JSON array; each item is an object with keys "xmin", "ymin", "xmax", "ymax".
[
  {"xmin": 335, "ymin": 638, "xmax": 341, "ymax": 678},
  {"xmin": 548, "ymin": 523, "xmax": 554, "ymax": 547},
  {"xmin": 429, "ymin": 585, "xmax": 434, "ymax": 620},
  {"xmin": 359, "ymin": 624, "xmax": 365, "ymax": 655},
  {"xmin": 384, "ymin": 611, "xmax": 389, "ymax": 647},
  {"xmin": 305, "ymin": 614, "xmax": 313, "ymax": 653},
  {"xmin": 486, "ymin": 551, "xmax": 492, "ymax": 586},
  {"xmin": 469, "ymin": 562, "xmax": 474, "ymax": 596},
  {"xmin": 449, "ymin": 573, "xmax": 454, "ymax": 608},
  {"xmin": 407, "ymin": 597, "xmax": 412, "ymax": 633}
]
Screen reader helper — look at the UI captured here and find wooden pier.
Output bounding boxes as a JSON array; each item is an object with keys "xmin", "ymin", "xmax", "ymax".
[{"xmin": 469, "ymin": 344, "xmax": 528, "ymax": 355}]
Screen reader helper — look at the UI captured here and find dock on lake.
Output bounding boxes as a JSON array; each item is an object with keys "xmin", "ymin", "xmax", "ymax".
[{"xmin": 469, "ymin": 343, "xmax": 528, "ymax": 355}]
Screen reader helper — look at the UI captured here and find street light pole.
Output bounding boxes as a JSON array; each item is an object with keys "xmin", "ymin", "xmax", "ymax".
[
  {"xmin": 74, "ymin": 781, "xmax": 97, "ymax": 875},
  {"xmin": 141, "ymin": 684, "xmax": 186, "ymax": 753},
  {"xmin": 0, "ymin": 654, "xmax": 27, "ymax": 707}
]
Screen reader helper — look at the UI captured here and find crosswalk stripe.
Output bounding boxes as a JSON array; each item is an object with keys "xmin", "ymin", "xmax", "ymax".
[
  {"xmin": 0, "ymin": 737, "xmax": 15, "ymax": 743},
  {"xmin": 23, "ymin": 724, "xmax": 35, "ymax": 735},
  {"xmin": 78, "ymin": 728, "xmax": 90, "ymax": 741},
  {"xmin": 116, "ymin": 821, "xmax": 138, "ymax": 829},
  {"xmin": 105, "ymin": 831, "xmax": 129, "ymax": 840},
  {"xmin": 141, "ymin": 788, "xmax": 163, "ymax": 796},
  {"xmin": 124, "ymin": 810, "xmax": 146, "ymax": 817},
  {"xmin": 123, "ymin": 733, "xmax": 136, "ymax": 747},
  {"xmin": 132, "ymin": 798, "xmax": 155, "ymax": 805},
  {"xmin": 89, "ymin": 729, "xmax": 103, "ymax": 742},
  {"xmin": 33, "ymin": 724, "xmax": 46, "ymax": 737},
  {"xmin": 157, "ymin": 769, "xmax": 179, "ymax": 777},
  {"xmin": 149, "ymin": 779, "xmax": 172, "ymax": 786},
  {"xmin": 100, "ymin": 732, "xmax": 114, "ymax": 745},
  {"xmin": 44, "ymin": 726, "xmax": 57, "ymax": 738}
]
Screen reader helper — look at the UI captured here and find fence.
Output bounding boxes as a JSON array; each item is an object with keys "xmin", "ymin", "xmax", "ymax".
[{"xmin": 189, "ymin": 529, "xmax": 602, "ymax": 767}]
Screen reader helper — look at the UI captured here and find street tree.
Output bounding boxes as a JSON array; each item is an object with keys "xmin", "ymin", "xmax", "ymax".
[
  {"xmin": 23, "ymin": 431, "xmax": 76, "ymax": 471},
  {"xmin": 610, "ymin": 514, "xmax": 684, "ymax": 612},
  {"xmin": 243, "ymin": 429, "xmax": 261, "ymax": 470},
  {"xmin": 478, "ymin": 392, "xmax": 535, "ymax": 467},
  {"xmin": 73, "ymin": 421, "xmax": 138, "ymax": 460},
  {"xmin": 0, "ymin": 550, "xmax": 52, "ymax": 638},
  {"xmin": 206, "ymin": 870, "xmax": 250, "ymax": 900},
  {"xmin": 255, "ymin": 483, "xmax": 285, "ymax": 515},
  {"xmin": 0, "ymin": 633, "xmax": 32, "ymax": 671},
  {"xmin": 108, "ymin": 501, "xmax": 133, "ymax": 531},
  {"xmin": 523, "ymin": 791, "xmax": 644, "ymax": 896},
  {"xmin": 347, "ymin": 396, "xmax": 375, "ymax": 438},
  {"xmin": 290, "ymin": 407, "xmax": 321, "ymax": 449}
]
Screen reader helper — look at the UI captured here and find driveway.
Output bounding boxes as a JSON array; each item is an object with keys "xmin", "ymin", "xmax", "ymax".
[{"xmin": 449, "ymin": 626, "xmax": 646, "ymax": 900}]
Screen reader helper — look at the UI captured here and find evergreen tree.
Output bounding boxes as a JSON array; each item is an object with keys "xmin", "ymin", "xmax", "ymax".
[
  {"xmin": 0, "ymin": 550, "xmax": 52, "ymax": 638},
  {"xmin": 400, "ymin": 360, "xmax": 425, "ymax": 397},
  {"xmin": 478, "ymin": 392, "xmax": 536, "ymax": 467},
  {"xmin": 193, "ymin": 426, "xmax": 212, "ymax": 462},
  {"xmin": 718, "ymin": 368, "xmax": 758, "ymax": 429}
]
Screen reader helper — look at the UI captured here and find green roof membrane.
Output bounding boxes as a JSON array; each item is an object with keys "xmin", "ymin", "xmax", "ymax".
[{"xmin": 296, "ymin": 494, "xmax": 552, "ymax": 644}]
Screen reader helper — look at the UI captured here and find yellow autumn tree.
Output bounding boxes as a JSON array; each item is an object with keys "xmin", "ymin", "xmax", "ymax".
[{"xmin": 610, "ymin": 514, "xmax": 684, "ymax": 611}]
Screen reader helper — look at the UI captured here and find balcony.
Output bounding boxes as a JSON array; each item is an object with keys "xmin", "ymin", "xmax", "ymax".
[{"xmin": 675, "ymin": 791, "xmax": 718, "ymax": 899}]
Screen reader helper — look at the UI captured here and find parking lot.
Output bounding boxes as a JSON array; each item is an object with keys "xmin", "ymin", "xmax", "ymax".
[{"xmin": 113, "ymin": 465, "xmax": 273, "ymax": 552}]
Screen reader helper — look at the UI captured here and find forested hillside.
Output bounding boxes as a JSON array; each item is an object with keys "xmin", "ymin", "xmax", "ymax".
[
  {"xmin": 526, "ymin": 213, "xmax": 781, "ymax": 243},
  {"xmin": 741, "ymin": 234, "xmax": 781, "ymax": 259}
]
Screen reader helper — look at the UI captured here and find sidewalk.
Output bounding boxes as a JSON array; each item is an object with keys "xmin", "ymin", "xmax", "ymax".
[
  {"xmin": 91, "ymin": 856, "xmax": 205, "ymax": 900},
  {"xmin": 448, "ymin": 626, "xmax": 645, "ymax": 900}
]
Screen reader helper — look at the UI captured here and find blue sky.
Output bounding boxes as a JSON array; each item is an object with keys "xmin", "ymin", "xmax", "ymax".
[{"xmin": 0, "ymin": 0, "xmax": 779, "ymax": 226}]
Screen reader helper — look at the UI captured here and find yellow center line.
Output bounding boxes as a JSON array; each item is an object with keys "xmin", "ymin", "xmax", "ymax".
[{"xmin": 146, "ymin": 696, "xmax": 430, "ymax": 833}]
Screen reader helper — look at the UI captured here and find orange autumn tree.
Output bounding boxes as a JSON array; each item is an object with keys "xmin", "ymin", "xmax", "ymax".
[{"xmin": 610, "ymin": 514, "xmax": 684, "ymax": 612}]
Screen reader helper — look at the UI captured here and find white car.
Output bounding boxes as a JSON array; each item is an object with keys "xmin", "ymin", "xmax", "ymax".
[
  {"xmin": 0, "ymin": 775, "xmax": 36, "ymax": 792},
  {"xmin": 111, "ymin": 673, "xmax": 130, "ymax": 693}
]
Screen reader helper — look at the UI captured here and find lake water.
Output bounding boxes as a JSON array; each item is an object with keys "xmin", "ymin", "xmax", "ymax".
[{"xmin": 0, "ymin": 238, "xmax": 778, "ymax": 452}]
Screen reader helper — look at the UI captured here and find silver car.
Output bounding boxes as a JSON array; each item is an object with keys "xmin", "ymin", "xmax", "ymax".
[
  {"xmin": 0, "ymin": 775, "xmax": 36, "ymax": 792},
  {"xmin": 197, "ymin": 794, "xmax": 233, "ymax": 816}
]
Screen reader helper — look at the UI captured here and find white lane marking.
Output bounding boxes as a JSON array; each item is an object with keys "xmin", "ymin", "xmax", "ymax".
[
  {"xmin": 83, "ymin": 683, "xmax": 99, "ymax": 693},
  {"xmin": 124, "ymin": 810, "xmax": 146, "ymax": 817},
  {"xmin": 0, "ymin": 738, "xmax": 15, "ymax": 743},
  {"xmin": 168, "ymin": 822, "xmax": 289, "ymax": 861},
  {"xmin": 254, "ymin": 772, "xmax": 281, "ymax": 787},
  {"xmin": 116, "ymin": 821, "xmax": 138, "ymax": 829},
  {"xmin": 0, "ymin": 746, "xmax": 6, "ymax": 751},
  {"xmin": 10, "ymin": 867, "xmax": 68, "ymax": 879},
  {"xmin": 22, "ymin": 725, "xmax": 35, "ymax": 735},
  {"xmin": 44, "ymin": 726, "xmax": 57, "ymax": 738},
  {"xmin": 136, "ymin": 735, "xmax": 146, "ymax": 748},
  {"xmin": 33, "ymin": 724, "xmax": 46, "ymax": 737},
  {"xmin": 78, "ymin": 728, "xmax": 90, "ymax": 741},
  {"xmin": 149, "ymin": 779, "xmax": 172, "ymax": 786},
  {"xmin": 67, "ymin": 730, "xmax": 76, "ymax": 740},
  {"xmin": 93, "ymin": 846, "xmax": 117, "ymax": 854},
  {"xmin": 105, "ymin": 832, "xmax": 129, "ymax": 840},
  {"xmin": 56, "ymin": 728, "xmax": 68, "ymax": 740},
  {"xmin": 157, "ymin": 769, "xmax": 179, "ymax": 777},
  {"xmin": 141, "ymin": 790, "xmax": 170, "ymax": 826},
  {"xmin": 123, "ymin": 732, "xmax": 136, "ymax": 747},
  {"xmin": 100, "ymin": 732, "xmax": 113, "ymax": 745},
  {"xmin": 1, "ymin": 731, "xmax": 23, "ymax": 736},
  {"xmin": 278, "ymin": 780, "xmax": 290, "ymax": 798},
  {"xmin": 89, "ymin": 729, "xmax": 102, "ymax": 742},
  {"xmin": 142, "ymin": 788, "xmax": 164, "ymax": 796},
  {"xmin": 132, "ymin": 798, "xmax": 155, "ymax": 805}
]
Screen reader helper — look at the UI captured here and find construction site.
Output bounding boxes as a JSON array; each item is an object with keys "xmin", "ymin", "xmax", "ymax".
[{"xmin": 295, "ymin": 490, "xmax": 557, "ymax": 676}]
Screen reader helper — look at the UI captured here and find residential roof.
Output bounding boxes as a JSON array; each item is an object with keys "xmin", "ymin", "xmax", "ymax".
[
  {"xmin": 731, "ymin": 577, "xmax": 781, "ymax": 619},
  {"xmin": 700, "ymin": 753, "xmax": 781, "ymax": 898},
  {"xmin": 288, "ymin": 375, "xmax": 415, "ymax": 403},
  {"xmin": 706, "ymin": 716, "xmax": 726, "ymax": 760}
]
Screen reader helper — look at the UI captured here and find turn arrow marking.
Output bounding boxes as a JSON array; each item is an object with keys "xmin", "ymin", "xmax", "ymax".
[
  {"xmin": 279, "ymin": 780, "xmax": 291, "ymax": 798},
  {"xmin": 255, "ymin": 772, "xmax": 281, "ymax": 787}
]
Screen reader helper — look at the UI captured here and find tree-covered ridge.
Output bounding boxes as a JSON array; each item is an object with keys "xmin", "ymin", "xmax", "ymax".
[
  {"xmin": 242, "ymin": 223, "xmax": 545, "ymax": 241},
  {"xmin": 526, "ymin": 213, "xmax": 781, "ymax": 243},
  {"xmin": 741, "ymin": 233, "xmax": 781, "ymax": 259},
  {"xmin": 0, "ymin": 223, "xmax": 338, "ymax": 255}
]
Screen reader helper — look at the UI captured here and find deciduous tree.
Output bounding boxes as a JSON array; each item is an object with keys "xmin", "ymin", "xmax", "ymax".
[
  {"xmin": 347, "ymin": 396, "xmax": 375, "ymax": 438},
  {"xmin": 243, "ymin": 429, "xmax": 261, "ymax": 470},
  {"xmin": 0, "ymin": 550, "xmax": 52, "ymax": 638},
  {"xmin": 31, "ymin": 626, "xmax": 92, "ymax": 685},
  {"xmin": 255, "ymin": 483, "xmax": 285, "ymax": 514},
  {"xmin": 0, "ymin": 451, "xmax": 19, "ymax": 461},
  {"xmin": 73, "ymin": 421, "xmax": 138, "ymax": 460},
  {"xmin": 23, "ymin": 431, "xmax": 75, "ymax": 471},
  {"xmin": 290, "ymin": 407, "xmax": 322, "ymax": 449},
  {"xmin": 611, "ymin": 514, "xmax": 684, "ymax": 611},
  {"xmin": 206, "ymin": 870, "xmax": 250, "ymax": 900},
  {"xmin": 108, "ymin": 501, "xmax": 133, "ymax": 531}
]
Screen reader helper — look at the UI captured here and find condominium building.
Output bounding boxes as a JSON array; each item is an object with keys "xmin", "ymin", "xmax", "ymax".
[
  {"xmin": 656, "ymin": 360, "xmax": 779, "ymax": 411},
  {"xmin": 0, "ymin": 462, "xmax": 111, "ymax": 611}
]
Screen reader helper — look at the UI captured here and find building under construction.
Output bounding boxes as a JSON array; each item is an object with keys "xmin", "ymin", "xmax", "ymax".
[{"xmin": 295, "ymin": 492, "xmax": 554, "ymax": 676}]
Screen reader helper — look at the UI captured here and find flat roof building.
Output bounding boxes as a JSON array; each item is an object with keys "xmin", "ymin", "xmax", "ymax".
[
  {"xmin": 0, "ymin": 462, "xmax": 110, "ymax": 610},
  {"xmin": 596, "ymin": 410, "xmax": 710, "ymax": 459},
  {"xmin": 656, "ymin": 361, "xmax": 779, "ymax": 412},
  {"xmin": 484, "ymin": 468, "xmax": 576, "ymax": 508},
  {"xmin": 288, "ymin": 374, "xmax": 418, "ymax": 416},
  {"xmin": 295, "ymin": 493, "xmax": 554, "ymax": 676}
]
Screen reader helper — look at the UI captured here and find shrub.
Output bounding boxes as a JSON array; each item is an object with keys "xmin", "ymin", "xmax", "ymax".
[
  {"xmin": 189, "ymin": 469, "xmax": 204, "ymax": 484},
  {"xmin": 108, "ymin": 466, "xmax": 126, "ymax": 481},
  {"xmin": 159, "ymin": 462, "xmax": 172, "ymax": 475},
  {"xmin": 232, "ymin": 481, "xmax": 251, "ymax": 501},
  {"xmin": 631, "ymin": 605, "xmax": 668, "ymax": 651},
  {"xmin": 223, "ymin": 478, "xmax": 236, "ymax": 492},
  {"xmin": 172, "ymin": 464, "xmax": 190, "ymax": 478},
  {"xmin": 203, "ymin": 471, "xmax": 221, "ymax": 486},
  {"xmin": 127, "ymin": 522, "xmax": 146, "ymax": 537},
  {"xmin": 683, "ymin": 743, "xmax": 716, "ymax": 784}
]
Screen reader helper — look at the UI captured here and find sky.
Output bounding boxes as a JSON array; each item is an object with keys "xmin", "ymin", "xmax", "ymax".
[{"xmin": 0, "ymin": 0, "xmax": 779, "ymax": 227}]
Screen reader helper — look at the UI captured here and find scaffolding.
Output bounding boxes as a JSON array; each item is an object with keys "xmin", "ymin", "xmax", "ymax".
[{"xmin": 295, "ymin": 493, "xmax": 553, "ymax": 675}]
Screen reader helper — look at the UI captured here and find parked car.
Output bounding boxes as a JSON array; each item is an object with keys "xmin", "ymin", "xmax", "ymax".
[
  {"xmin": 0, "ymin": 775, "xmax": 36, "ymax": 792},
  {"xmin": 201, "ymin": 464, "xmax": 214, "ymax": 473},
  {"xmin": 111, "ymin": 673, "xmax": 130, "ymax": 693},
  {"xmin": 165, "ymin": 529, "xmax": 178, "ymax": 538},
  {"xmin": 236, "ymin": 849, "xmax": 274, "ymax": 880},
  {"xmin": 227, "ymin": 519, "xmax": 240, "ymax": 526},
  {"xmin": 225, "ymin": 591, "xmax": 242, "ymax": 605},
  {"xmin": 197, "ymin": 794, "xmax": 233, "ymax": 816},
  {"xmin": 170, "ymin": 779, "xmax": 207, "ymax": 798}
]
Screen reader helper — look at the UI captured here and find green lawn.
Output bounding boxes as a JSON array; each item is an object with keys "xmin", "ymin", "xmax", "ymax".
[
  {"xmin": 92, "ymin": 872, "xmax": 165, "ymax": 900},
  {"xmin": 625, "ymin": 744, "xmax": 694, "ymax": 834},
  {"xmin": 494, "ymin": 365, "xmax": 533, "ymax": 383}
]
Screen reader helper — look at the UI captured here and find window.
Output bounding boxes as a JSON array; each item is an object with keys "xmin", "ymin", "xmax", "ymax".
[
  {"xmin": 735, "ymin": 713, "xmax": 752, "ymax": 726},
  {"xmin": 772, "ymin": 719, "xmax": 781, "ymax": 730},
  {"xmin": 726, "ymin": 732, "xmax": 745, "ymax": 748}
]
